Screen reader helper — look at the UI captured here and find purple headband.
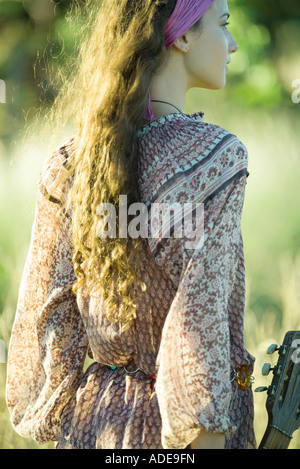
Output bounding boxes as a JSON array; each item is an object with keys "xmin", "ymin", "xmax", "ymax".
[{"xmin": 145, "ymin": 0, "xmax": 215, "ymax": 120}]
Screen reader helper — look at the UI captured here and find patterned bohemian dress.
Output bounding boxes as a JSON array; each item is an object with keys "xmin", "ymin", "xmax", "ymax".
[{"xmin": 6, "ymin": 111, "xmax": 256, "ymax": 449}]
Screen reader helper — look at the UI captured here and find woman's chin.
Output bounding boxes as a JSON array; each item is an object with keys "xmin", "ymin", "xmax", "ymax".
[{"xmin": 204, "ymin": 79, "xmax": 227, "ymax": 91}]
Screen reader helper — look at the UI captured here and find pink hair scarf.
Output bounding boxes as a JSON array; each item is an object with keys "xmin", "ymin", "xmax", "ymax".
[{"xmin": 145, "ymin": 0, "xmax": 215, "ymax": 120}]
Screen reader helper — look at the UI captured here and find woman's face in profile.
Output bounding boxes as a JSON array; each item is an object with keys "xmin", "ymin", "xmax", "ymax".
[{"xmin": 184, "ymin": 0, "xmax": 239, "ymax": 90}]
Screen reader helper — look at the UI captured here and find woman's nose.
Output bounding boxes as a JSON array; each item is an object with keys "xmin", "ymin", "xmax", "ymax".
[{"xmin": 229, "ymin": 33, "xmax": 239, "ymax": 54}]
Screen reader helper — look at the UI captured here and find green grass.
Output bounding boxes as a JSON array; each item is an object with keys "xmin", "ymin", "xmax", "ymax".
[{"xmin": 1, "ymin": 99, "xmax": 300, "ymax": 449}]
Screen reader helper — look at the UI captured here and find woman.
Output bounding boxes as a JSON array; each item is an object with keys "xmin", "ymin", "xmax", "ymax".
[{"xmin": 6, "ymin": 0, "xmax": 256, "ymax": 449}]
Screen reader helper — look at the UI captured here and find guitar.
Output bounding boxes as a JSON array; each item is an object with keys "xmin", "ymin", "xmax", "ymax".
[{"xmin": 255, "ymin": 330, "xmax": 300, "ymax": 449}]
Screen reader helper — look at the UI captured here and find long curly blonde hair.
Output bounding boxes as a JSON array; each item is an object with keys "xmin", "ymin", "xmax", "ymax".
[{"xmin": 45, "ymin": 0, "xmax": 178, "ymax": 331}]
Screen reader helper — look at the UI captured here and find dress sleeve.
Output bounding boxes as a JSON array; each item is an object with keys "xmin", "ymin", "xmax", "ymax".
[
  {"xmin": 6, "ymin": 148, "xmax": 89, "ymax": 444},
  {"xmin": 154, "ymin": 168, "xmax": 249, "ymax": 449}
]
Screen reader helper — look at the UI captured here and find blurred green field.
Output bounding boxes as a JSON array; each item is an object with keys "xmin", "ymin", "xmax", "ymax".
[{"xmin": 1, "ymin": 95, "xmax": 300, "ymax": 448}]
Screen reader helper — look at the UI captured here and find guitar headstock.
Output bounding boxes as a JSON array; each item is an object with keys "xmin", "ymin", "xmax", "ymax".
[{"xmin": 255, "ymin": 330, "xmax": 300, "ymax": 448}]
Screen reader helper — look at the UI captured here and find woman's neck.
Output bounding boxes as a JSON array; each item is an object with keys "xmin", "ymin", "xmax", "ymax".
[{"xmin": 149, "ymin": 54, "xmax": 188, "ymax": 119}]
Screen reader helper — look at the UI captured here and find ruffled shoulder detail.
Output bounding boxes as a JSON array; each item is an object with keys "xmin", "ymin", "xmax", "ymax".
[{"xmin": 137, "ymin": 111, "xmax": 205, "ymax": 136}]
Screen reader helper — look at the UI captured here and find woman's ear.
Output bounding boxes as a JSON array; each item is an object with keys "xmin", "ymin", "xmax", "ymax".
[{"xmin": 173, "ymin": 34, "xmax": 190, "ymax": 53}]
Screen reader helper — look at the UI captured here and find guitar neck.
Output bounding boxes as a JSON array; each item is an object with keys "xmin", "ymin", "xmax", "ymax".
[{"xmin": 259, "ymin": 426, "xmax": 292, "ymax": 449}]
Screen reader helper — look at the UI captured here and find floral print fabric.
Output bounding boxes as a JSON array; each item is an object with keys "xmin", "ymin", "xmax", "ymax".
[{"xmin": 6, "ymin": 111, "xmax": 256, "ymax": 449}]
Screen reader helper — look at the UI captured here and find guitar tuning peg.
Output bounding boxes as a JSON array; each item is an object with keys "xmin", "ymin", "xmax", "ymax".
[
  {"xmin": 262, "ymin": 363, "xmax": 273, "ymax": 376},
  {"xmin": 255, "ymin": 386, "xmax": 268, "ymax": 393},
  {"xmin": 267, "ymin": 344, "xmax": 278, "ymax": 355}
]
